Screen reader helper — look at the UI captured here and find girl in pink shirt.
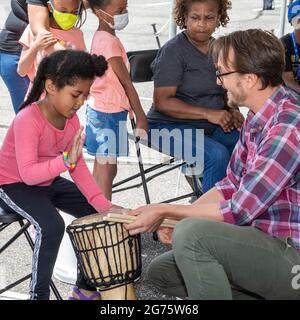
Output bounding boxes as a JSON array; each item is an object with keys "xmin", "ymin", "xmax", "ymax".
[
  {"xmin": 0, "ymin": 50, "xmax": 122, "ymax": 300},
  {"xmin": 86, "ymin": 0, "xmax": 148, "ymax": 200},
  {"xmin": 17, "ymin": 0, "xmax": 86, "ymax": 98}
]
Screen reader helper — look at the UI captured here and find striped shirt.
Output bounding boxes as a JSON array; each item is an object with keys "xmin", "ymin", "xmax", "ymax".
[{"xmin": 215, "ymin": 85, "xmax": 300, "ymax": 251}]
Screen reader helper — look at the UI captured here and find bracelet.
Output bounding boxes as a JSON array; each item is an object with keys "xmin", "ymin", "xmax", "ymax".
[{"xmin": 63, "ymin": 151, "xmax": 76, "ymax": 172}]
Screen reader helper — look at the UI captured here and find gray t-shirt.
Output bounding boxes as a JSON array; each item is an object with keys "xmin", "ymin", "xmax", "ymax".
[{"xmin": 147, "ymin": 31, "xmax": 225, "ymax": 134}]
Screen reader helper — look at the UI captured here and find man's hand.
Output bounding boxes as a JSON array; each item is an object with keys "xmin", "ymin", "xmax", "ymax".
[{"xmin": 124, "ymin": 204, "xmax": 166, "ymax": 235}]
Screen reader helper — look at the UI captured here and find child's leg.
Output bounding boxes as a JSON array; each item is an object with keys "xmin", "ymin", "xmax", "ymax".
[
  {"xmin": 0, "ymin": 184, "xmax": 65, "ymax": 300},
  {"xmin": 93, "ymin": 157, "xmax": 117, "ymax": 200},
  {"xmin": 85, "ymin": 107, "xmax": 129, "ymax": 201}
]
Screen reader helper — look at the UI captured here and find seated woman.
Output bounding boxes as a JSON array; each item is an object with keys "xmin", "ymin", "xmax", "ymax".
[{"xmin": 147, "ymin": 0, "xmax": 244, "ymax": 194}]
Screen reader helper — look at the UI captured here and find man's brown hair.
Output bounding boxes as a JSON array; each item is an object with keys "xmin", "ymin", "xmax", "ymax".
[{"xmin": 211, "ymin": 29, "xmax": 285, "ymax": 90}]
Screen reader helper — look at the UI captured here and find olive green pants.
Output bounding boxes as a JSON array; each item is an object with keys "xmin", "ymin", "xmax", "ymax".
[{"xmin": 147, "ymin": 219, "xmax": 300, "ymax": 300}]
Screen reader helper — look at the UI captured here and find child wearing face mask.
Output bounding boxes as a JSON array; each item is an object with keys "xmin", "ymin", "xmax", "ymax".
[
  {"xmin": 17, "ymin": 0, "xmax": 86, "ymax": 97},
  {"xmin": 281, "ymin": 0, "xmax": 300, "ymax": 95},
  {"xmin": 86, "ymin": 0, "xmax": 148, "ymax": 201}
]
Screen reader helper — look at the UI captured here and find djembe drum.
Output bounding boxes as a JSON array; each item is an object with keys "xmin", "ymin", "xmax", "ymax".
[{"xmin": 66, "ymin": 213, "xmax": 142, "ymax": 300}]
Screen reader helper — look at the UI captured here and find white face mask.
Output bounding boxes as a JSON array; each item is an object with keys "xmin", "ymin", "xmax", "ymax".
[{"xmin": 99, "ymin": 9, "xmax": 129, "ymax": 30}]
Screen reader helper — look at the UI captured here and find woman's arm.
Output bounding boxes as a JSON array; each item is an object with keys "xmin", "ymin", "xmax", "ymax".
[
  {"xmin": 154, "ymin": 86, "xmax": 233, "ymax": 132},
  {"xmin": 27, "ymin": 4, "xmax": 49, "ymax": 35},
  {"xmin": 27, "ymin": 3, "xmax": 64, "ymax": 52}
]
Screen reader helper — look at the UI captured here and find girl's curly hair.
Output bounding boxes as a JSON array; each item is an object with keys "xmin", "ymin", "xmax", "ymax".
[{"xmin": 174, "ymin": 0, "xmax": 232, "ymax": 29}]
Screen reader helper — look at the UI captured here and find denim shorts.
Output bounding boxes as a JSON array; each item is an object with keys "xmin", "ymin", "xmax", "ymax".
[{"xmin": 85, "ymin": 105, "xmax": 129, "ymax": 157}]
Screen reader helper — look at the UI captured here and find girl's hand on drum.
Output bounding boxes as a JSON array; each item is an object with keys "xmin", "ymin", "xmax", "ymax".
[
  {"xmin": 158, "ymin": 227, "xmax": 173, "ymax": 245},
  {"xmin": 68, "ymin": 126, "xmax": 85, "ymax": 164},
  {"xmin": 124, "ymin": 204, "xmax": 166, "ymax": 235},
  {"xmin": 109, "ymin": 204, "xmax": 131, "ymax": 215}
]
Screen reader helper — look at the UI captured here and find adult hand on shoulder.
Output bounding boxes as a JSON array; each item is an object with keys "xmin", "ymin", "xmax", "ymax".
[
  {"xmin": 206, "ymin": 109, "xmax": 234, "ymax": 133},
  {"xmin": 68, "ymin": 126, "xmax": 85, "ymax": 164},
  {"xmin": 124, "ymin": 204, "xmax": 166, "ymax": 235}
]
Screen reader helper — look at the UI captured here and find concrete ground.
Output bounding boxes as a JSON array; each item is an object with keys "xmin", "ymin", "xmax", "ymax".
[{"xmin": 0, "ymin": 0, "xmax": 293, "ymax": 300}]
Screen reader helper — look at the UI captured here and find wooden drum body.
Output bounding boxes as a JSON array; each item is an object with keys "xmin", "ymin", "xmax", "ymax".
[{"xmin": 67, "ymin": 213, "xmax": 142, "ymax": 300}]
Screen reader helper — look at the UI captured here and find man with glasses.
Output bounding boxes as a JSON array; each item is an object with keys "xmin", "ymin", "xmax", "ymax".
[{"xmin": 126, "ymin": 29, "xmax": 300, "ymax": 300}]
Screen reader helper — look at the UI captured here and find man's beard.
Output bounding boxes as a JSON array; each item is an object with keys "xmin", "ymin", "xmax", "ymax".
[{"xmin": 227, "ymin": 82, "xmax": 247, "ymax": 107}]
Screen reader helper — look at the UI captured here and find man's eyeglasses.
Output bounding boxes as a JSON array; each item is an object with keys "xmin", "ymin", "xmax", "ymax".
[{"xmin": 216, "ymin": 70, "xmax": 238, "ymax": 83}]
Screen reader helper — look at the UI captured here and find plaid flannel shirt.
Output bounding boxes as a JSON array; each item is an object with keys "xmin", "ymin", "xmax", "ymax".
[{"xmin": 216, "ymin": 86, "xmax": 300, "ymax": 250}]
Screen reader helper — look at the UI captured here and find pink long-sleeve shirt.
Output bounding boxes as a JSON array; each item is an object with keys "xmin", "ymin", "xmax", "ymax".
[{"xmin": 0, "ymin": 103, "xmax": 112, "ymax": 213}]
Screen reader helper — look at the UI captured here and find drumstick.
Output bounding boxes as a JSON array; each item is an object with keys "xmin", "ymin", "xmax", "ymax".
[{"xmin": 103, "ymin": 213, "xmax": 178, "ymax": 229}]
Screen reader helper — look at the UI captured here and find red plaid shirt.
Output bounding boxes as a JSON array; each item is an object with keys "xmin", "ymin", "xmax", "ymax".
[{"xmin": 216, "ymin": 86, "xmax": 300, "ymax": 251}]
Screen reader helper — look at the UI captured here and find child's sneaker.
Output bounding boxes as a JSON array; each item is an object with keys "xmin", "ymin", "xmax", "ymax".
[{"xmin": 68, "ymin": 286, "xmax": 101, "ymax": 300}]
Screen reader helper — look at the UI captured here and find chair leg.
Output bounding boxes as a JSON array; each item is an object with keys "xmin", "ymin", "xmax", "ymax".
[
  {"xmin": 131, "ymin": 119, "xmax": 160, "ymax": 241},
  {"xmin": 0, "ymin": 221, "xmax": 30, "ymax": 254},
  {"xmin": 112, "ymin": 157, "xmax": 178, "ymax": 190},
  {"xmin": 0, "ymin": 274, "xmax": 31, "ymax": 295},
  {"xmin": 49, "ymin": 280, "xmax": 63, "ymax": 300},
  {"xmin": 130, "ymin": 118, "xmax": 151, "ymax": 204},
  {"xmin": 113, "ymin": 160, "xmax": 184, "ymax": 194}
]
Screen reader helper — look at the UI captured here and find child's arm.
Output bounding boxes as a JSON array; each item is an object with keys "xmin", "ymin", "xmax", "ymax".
[
  {"xmin": 70, "ymin": 156, "xmax": 112, "ymax": 213},
  {"xmin": 18, "ymin": 32, "xmax": 57, "ymax": 77},
  {"xmin": 14, "ymin": 115, "xmax": 68, "ymax": 185},
  {"xmin": 63, "ymin": 123, "xmax": 112, "ymax": 213},
  {"xmin": 109, "ymin": 57, "xmax": 148, "ymax": 138}
]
